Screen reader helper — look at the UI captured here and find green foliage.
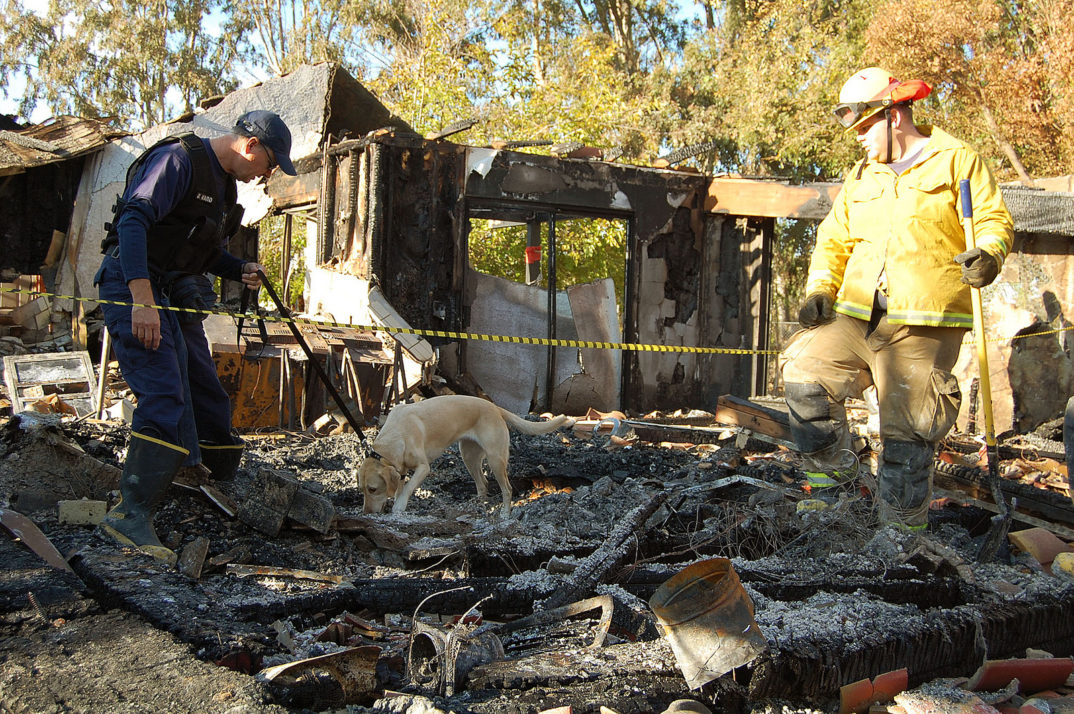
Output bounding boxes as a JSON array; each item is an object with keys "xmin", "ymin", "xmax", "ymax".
[
  {"xmin": 256, "ymin": 214, "xmax": 308, "ymax": 309},
  {"xmin": 364, "ymin": 0, "xmax": 499, "ymax": 133},
  {"xmin": 663, "ymin": 0, "xmax": 877, "ymax": 180},
  {"xmin": 469, "ymin": 217, "xmax": 627, "ymax": 312},
  {"xmin": 223, "ymin": 0, "xmax": 368, "ymax": 77},
  {"xmin": 0, "ymin": 0, "xmax": 240, "ymax": 129}
]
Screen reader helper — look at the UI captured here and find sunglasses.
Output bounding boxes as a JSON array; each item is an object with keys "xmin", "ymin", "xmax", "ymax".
[
  {"xmin": 833, "ymin": 98, "xmax": 894, "ymax": 129},
  {"xmin": 258, "ymin": 142, "xmax": 278, "ymax": 171}
]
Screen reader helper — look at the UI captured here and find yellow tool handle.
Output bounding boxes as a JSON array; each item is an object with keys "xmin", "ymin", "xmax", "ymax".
[{"xmin": 960, "ymin": 179, "xmax": 996, "ymax": 450}]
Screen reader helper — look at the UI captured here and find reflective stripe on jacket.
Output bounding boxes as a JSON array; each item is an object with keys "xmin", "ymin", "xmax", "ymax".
[{"xmin": 806, "ymin": 126, "xmax": 1013, "ymax": 328}]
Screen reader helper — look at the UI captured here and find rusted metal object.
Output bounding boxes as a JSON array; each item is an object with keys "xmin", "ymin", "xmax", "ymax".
[
  {"xmin": 408, "ymin": 619, "xmax": 505, "ymax": 697},
  {"xmin": 497, "ymin": 594, "xmax": 614, "ymax": 648},
  {"xmin": 259, "ymin": 645, "xmax": 382, "ymax": 704},
  {"xmin": 0, "ymin": 507, "xmax": 75, "ymax": 573},
  {"xmin": 650, "ymin": 557, "xmax": 767, "ymax": 690},
  {"xmin": 406, "ymin": 587, "xmax": 506, "ymax": 697}
]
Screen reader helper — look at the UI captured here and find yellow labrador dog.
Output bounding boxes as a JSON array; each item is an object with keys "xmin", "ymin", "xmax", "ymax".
[{"xmin": 358, "ymin": 395, "xmax": 573, "ymax": 517}]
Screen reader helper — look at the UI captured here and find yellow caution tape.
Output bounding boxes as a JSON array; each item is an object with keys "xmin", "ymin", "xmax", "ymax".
[{"xmin": 1, "ymin": 287, "xmax": 780, "ymax": 356}]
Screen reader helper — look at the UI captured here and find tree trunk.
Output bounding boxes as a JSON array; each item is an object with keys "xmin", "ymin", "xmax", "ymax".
[{"xmin": 980, "ymin": 104, "xmax": 1037, "ymax": 187}]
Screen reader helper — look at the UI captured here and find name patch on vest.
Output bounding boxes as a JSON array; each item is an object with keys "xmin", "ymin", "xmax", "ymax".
[{"xmin": 195, "ymin": 193, "xmax": 215, "ymax": 203}]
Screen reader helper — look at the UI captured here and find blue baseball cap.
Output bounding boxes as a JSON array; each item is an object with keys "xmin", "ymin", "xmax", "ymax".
[{"xmin": 233, "ymin": 110, "xmax": 296, "ymax": 175}]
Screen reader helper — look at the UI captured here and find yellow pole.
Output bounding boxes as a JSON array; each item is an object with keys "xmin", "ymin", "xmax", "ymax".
[
  {"xmin": 959, "ymin": 179, "xmax": 996, "ymax": 454},
  {"xmin": 959, "ymin": 179, "xmax": 1008, "ymax": 531}
]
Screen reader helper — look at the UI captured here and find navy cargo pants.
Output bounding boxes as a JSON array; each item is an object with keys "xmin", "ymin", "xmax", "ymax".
[{"xmin": 95, "ymin": 254, "xmax": 234, "ymax": 464}]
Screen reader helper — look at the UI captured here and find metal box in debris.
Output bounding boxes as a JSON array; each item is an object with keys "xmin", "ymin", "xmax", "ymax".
[{"xmin": 2, "ymin": 351, "xmax": 97, "ymax": 417}]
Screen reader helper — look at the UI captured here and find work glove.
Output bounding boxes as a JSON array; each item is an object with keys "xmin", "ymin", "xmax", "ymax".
[
  {"xmin": 798, "ymin": 292, "xmax": 835, "ymax": 328},
  {"xmin": 954, "ymin": 248, "xmax": 1001, "ymax": 287}
]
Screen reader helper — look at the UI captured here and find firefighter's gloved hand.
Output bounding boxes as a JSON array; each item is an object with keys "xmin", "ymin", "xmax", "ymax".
[
  {"xmin": 954, "ymin": 248, "xmax": 1000, "ymax": 287},
  {"xmin": 798, "ymin": 293, "xmax": 835, "ymax": 328}
]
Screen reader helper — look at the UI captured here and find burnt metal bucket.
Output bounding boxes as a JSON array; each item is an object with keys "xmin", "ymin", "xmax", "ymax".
[{"xmin": 649, "ymin": 557, "xmax": 767, "ymax": 689}]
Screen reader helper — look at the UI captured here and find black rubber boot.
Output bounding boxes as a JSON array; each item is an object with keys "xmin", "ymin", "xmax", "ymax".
[
  {"xmin": 785, "ymin": 382, "xmax": 845, "ymax": 454},
  {"xmin": 877, "ymin": 439, "xmax": 936, "ymax": 529},
  {"xmin": 99, "ymin": 432, "xmax": 188, "ymax": 564},
  {"xmin": 199, "ymin": 433, "xmax": 245, "ymax": 481}
]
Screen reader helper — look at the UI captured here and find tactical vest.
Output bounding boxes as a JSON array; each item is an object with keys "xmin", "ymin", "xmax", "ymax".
[{"xmin": 102, "ymin": 132, "xmax": 238, "ymax": 276}]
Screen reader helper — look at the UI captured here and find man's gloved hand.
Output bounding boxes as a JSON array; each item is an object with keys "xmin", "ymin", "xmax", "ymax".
[
  {"xmin": 798, "ymin": 292, "xmax": 835, "ymax": 328},
  {"xmin": 954, "ymin": 247, "xmax": 1001, "ymax": 287}
]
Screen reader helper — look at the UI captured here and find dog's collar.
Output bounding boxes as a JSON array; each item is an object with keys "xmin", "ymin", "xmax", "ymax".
[{"xmin": 368, "ymin": 450, "xmax": 383, "ymax": 461}]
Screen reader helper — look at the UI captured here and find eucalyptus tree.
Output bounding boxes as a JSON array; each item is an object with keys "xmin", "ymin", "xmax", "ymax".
[
  {"xmin": 865, "ymin": 0, "xmax": 1074, "ymax": 184},
  {"xmin": 0, "ymin": 0, "xmax": 241, "ymax": 129},
  {"xmin": 657, "ymin": 0, "xmax": 877, "ymax": 323},
  {"xmin": 222, "ymin": 0, "xmax": 369, "ymax": 77}
]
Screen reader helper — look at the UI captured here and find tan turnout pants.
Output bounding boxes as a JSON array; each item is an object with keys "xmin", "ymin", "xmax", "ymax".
[{"xmin": 781, "ymin": 313, "xmax": 966, "ymax": 524}]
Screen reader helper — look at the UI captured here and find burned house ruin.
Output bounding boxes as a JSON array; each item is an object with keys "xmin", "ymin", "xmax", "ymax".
[{"xmin": 2, "ymin": 62, "xmax": 1074, "ymax": 714}]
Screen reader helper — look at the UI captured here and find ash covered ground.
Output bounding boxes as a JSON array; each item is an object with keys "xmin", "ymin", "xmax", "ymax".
[{"xmin": 1, "ymin": 410, "xmax": 1073, "ymax": 714}]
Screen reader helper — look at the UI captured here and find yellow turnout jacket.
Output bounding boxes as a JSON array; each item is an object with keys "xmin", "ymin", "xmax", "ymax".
[{"xmin": 806, "ymin": 126, "xmax": 1013, "ymax": 328}]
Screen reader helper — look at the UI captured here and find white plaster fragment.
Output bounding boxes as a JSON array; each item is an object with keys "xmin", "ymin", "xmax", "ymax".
[
  {"xmin": 611, "ymin": 190, "xmax": 631, "ymax": 210},
  {"xmin": 466, "ymin": 148, "xmax": 498, "ymax": 178},
  {"xmin": 667, "ymin": 191, "xmax": 689, "ymax": 209}
]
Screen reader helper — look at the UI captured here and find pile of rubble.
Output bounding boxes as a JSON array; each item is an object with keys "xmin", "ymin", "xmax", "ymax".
[{"xmin": 2, "ymin": 395, "xmax": 1074, "ymax": 713}]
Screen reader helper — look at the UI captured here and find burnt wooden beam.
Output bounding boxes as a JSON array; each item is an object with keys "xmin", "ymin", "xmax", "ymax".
[
  {"xmin": 265, "ymin": 154, "xmax": 323, "ymax": 210},
  {"xmin": 234, "ymin": 576, "xmax": 555, "ymax": 621},
  {"xmin": 747, "ymin": 590, "xmax": 1074, "ymax": 700},
  {"xmin": 935, "ymin": 460, "xmax": 1074, "ymax": 532},
  {"xmin": 714, "ymin": 394, "xmax": 792, "ymax": 443},
  {"xmin": 706, "ymin": 178, "xmax": 840, "ymax": 220},
  {"xmin": 540, "ymin": 491, "xmax": 668, "ymax": 611},
  {"xmin": 703, "ymin": 180, "xmax": 1069, "ymax": 235},
  {"xmin": 70, "ymin": 548, "xmax": 274, "ymax": 659}
]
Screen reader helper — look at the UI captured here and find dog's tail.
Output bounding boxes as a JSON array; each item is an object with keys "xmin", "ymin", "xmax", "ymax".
[{"xmin": 498, "ymin": 408, "xmax": 575, "ymax": 435}]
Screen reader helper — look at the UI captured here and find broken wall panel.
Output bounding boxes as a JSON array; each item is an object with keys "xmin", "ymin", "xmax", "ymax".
[
  {"xmin": 955, "ymin": 230, "xmax": 1074, "ymax": 434},
  {"xmin": 563, "ymin": 279, "xmax": 622, "ymax": 413},
  {"xmin": 371, "ymin": 139, "xmax": 465, "ymax": 333},
  {"xmin": 454, "ymin": 268, "xmax": 580, "ymax": 415}
]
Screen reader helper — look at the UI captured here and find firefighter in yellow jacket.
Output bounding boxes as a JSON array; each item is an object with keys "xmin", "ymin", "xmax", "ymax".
[{"xmin": 781, "ymin": 67, "xmax": 1013, "ymax": 527}]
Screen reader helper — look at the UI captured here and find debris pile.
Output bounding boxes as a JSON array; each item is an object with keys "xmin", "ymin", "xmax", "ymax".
[{"xmin": 1, "ymin": 396, "xmax": 1074, "ymax": 713}]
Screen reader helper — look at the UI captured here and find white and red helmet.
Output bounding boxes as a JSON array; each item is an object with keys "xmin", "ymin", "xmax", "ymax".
[{"xmin": 834, "ymin": 67, "xmax": 932, "ymax": 129}]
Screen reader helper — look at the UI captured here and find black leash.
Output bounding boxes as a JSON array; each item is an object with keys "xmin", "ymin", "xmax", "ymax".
[
  {"xmin": 236, "ymin": 284, "xmax": 270, "ymax": 358},
  {"xmin": 254, "ymin": 270, "xmax": 378, "ymax": 456}
]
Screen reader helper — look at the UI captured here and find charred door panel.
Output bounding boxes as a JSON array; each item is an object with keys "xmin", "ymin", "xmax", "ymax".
[{"xmin": 374, "ymin": 141, "xmax": 464, "ymax": 332}]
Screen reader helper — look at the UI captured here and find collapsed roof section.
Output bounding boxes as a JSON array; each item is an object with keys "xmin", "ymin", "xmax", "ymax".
[
  {"xmin": 0, "ymin": 117, "xmax": 127, "ymax": 277},
  {"xmin": 0, "ymin": 115, "xmax": 125, "ymax": 176}
]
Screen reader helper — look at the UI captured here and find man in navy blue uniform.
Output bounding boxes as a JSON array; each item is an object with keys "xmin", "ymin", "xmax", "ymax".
[{"xmin": 95, "ymin": 110, "xmax": 297, "ymax": 562}]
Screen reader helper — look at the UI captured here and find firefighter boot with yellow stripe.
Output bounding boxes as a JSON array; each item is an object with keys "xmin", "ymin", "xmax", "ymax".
[
  {"xmin": 877, "ymin": 439, "xmax": 935, "ymax": 530},
  {"xmin": 199, "ymin": 432, "xmax": 245, "ymax": 481},
  {"xmin": 99, "ymin": 432, "xmax": 188, "ymax": 565}
]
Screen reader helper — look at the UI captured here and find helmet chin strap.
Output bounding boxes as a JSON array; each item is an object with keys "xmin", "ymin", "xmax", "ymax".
[{"xmin": 885, "ymin": 106, "xmax": 894, "ymax": 164}]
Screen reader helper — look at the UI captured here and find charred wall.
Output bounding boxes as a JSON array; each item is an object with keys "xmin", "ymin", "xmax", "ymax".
[
  {"xmin": 459, "ymin": 147, "xmax": 769, "ymax": 413},
  {"xmin": 0, "ymin": 159, "xmax": 85, "ymax": 275},
  {"xmin": 371, "ymin": 138, "xmax": 465, "ymax": 333}
]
